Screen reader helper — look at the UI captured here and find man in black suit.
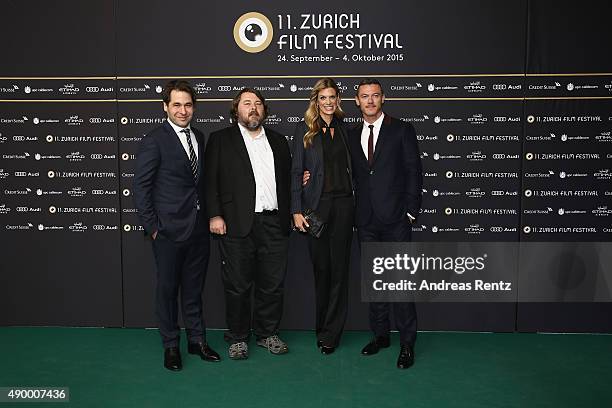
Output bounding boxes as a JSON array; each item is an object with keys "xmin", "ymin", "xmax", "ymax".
[
  {"xmin": 205, "ymin": 88, "xmax": 291, "ymax": 360},
  {"xmin": 133, "ymin": 80, "xmax": 220, "ymax": 371},
  {"xmin": 349, "ymin": 78, "xmax": 423, "ymax": 369}
]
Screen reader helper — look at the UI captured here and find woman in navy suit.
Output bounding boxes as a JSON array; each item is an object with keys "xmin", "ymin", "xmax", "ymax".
[{"xmin": 291, "ymin": 78, "xmax": 353, "ymax": 354}]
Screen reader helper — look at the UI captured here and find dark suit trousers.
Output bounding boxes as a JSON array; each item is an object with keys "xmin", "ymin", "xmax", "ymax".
[
  {"xmin": 152, "ymin": 212, "xmax": 209, "ymax": 348},
  {"xmin": 357, "ymin": 213, "xmax": 417, "ymax": 347},
  {"xmin": 219, "ymin": 213, "xmax": 288, "ymax": 343},
  {"xmin": 308, "ymin": 196, "xmax": 354, "ymax": 347}
]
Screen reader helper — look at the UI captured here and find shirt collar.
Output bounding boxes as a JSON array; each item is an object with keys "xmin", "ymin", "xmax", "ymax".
[
  {"xmin": 166, "ymin": 118, "xmax": 191, "ymax": 135},
  {"xmin": 319, "ymin": 115, "xmax": 338, "ymax": 129},
  {"xmin": 364, "ymin": 112, "xmax": 385, "ymax": 130},
  {"xmin": 238, "ymin": 122, "xmax": 266, "ymax": 140}
]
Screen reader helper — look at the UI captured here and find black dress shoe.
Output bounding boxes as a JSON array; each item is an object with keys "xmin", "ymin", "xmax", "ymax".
[
  {"xmin": 164, "ymin": 347, "xmax": 182, "ymax": 371},
  {"xmin": 320, "ymin": 345, "xmax": 335, "ymax": 355},
  {"xmin": 188, "ymin": 342, "xmax": 221, "ymax": 362},
  {"xmin": 361, "ymin": 336, "xmax": 390, "ymax": 355},
  {"xmin": 397, "ymin": 344, "xmax": 414, "ymax": 369}
]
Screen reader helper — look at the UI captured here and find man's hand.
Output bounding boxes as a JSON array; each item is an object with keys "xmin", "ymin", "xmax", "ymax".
[
  {"xmin": 293, "ymin": 213, "xmax": 309, "ymax": 232},
  {"xmin": 210, "ymin": 216, "xmax": 227, "ymax": 235},
  {"xmin": 302, "ymin": 171, "xmax": 310, "ymax": 186}
]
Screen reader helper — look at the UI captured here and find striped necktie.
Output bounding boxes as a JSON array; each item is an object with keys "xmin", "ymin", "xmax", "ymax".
[{"xmin": 181, "ymin": 128, "xmax": 198, "ymax": 180}]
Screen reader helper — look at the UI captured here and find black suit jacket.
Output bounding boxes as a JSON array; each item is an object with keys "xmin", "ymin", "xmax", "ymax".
[
  {"xmin": 132, "ymin": 120, "xmax": 207, "ymax": 242},
  {"xmin": 290, "ymin": 120, "xmax": 353, "ymax": 214},
  {"xmin": 205, "ymin": 125, "xmax": 291, "ymax": 238},
  {"xmin": 348, "ymin": 114, "xmax": 423, "ymax": 226}
]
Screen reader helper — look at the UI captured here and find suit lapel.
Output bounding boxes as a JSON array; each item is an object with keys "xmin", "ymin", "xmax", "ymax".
[
  {"xmin": 230, "ymin": 125, "xmax": 256, "ymax": 181},
  {"xmin": 337, "ymin": 125, "xmax": 352, "ymax": 177},
  {"xmin": 194, "ymin": 130, "xmax": 205, "ymax": 182},
  {"xmin": 372, "ymin": 114, "xmax": 391, "ymax": 165},
  {"xmin": 352, "ymin": 125, "xmax": 369, "ymax": 168},
  {"xmin": 313, "ymin": 132, "xmax": 323, "ymax": 169}
]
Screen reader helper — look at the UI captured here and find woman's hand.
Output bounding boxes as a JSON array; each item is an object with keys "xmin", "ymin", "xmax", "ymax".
[{"xmin": 293, "ymin": 213, "xmax": 310, "ymax": 232}]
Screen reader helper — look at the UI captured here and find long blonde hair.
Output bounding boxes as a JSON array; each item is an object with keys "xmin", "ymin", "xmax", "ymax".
[{"xmin": 303, "ymin": 78, "xmax": 344, "ymax": 148}]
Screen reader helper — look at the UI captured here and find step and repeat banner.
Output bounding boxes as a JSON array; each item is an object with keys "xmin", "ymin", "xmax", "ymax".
[{"xmin": 1, "ymin": 0, "xmax": 610, "ymax": 331}]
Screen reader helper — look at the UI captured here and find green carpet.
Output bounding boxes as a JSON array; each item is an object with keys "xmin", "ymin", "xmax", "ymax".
[{"xmin": 0, "ymin": 328, "xmax": 610, "ymax": 407}]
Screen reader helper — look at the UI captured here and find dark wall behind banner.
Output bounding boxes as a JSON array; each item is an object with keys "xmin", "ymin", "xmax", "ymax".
[
  {"xmin": 0, "ymin": 1, "xmax": 116, "ymax": 76},
  {"xmin": 1, "ymin": 1, "xmax": 611, "ymax": 333}
]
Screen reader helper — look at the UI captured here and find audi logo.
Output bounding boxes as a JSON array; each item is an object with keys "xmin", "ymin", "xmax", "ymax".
[
  {"xmin": 490, "ymin": 227, "xmax": 503, "ymax": 232},
  {"xmin": 93, "ymin": 225, "xmax": 106, "ymax": 230},
  {"xmin": 92, "ymin": 190, "xmax": 104, "ymax": 195},
  {"xmin": 492, "ymin": 154, "xmax": 505, "ymax": 159},
  {"xmin": 91, "ymin": 154, "xmax": 103, "ymax": 159},
  {"xmin": 15, "ymin": 172, "xmax": 26, "ymax": 176},
  {"xmin": 287, "ymin": 117, "xmax": 301, "ymax": 123},
  {"xmin": 218, "ymin": 86, "xmax": 232, "ymax": 91},
  {"xmin": 90, "ymin": 117, "xmax": 102, "ymax": 123},
  {"xmin": 86, "ymin": 87, "xmax": 100, "ymax": 92},
  {"xmin": 16, "ymin": 207, "xmax": 28, "ymax": 212},
  {"xmin": 13, "ymin": 136, "xmax": 25, "ymax": 141},
  {"xmin": 492, "ymin": 84, "xmax": 507, "ymax": 90},
  {"xmin": 491, "ymin": 191, "xmax": 504, "ymax": 196}
]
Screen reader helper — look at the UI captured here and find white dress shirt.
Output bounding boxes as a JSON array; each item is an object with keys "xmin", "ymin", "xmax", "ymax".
[
  {"xmin": 167, "ymin": 118, "xmax": 198, "ymax": 160},
  {"xmin": 360, "ymin": 112, "xmax": 385, "ymax": 159},
  {"xmin": 238, "ymin": 123, "xmax": 278, "ymax": 212}
]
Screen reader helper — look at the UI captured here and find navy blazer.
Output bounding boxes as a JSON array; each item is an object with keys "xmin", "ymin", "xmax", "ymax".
[
  {"xmin": 290, "ymin": 119, "xmax": 353, "ymax": 215},
  {"xmin": 132, "ymin": 120, "xmax": 207, "ymax": 242},
  {"xmin": 348, "ymin": 114, "xmax": 423, "ymax": 226}
]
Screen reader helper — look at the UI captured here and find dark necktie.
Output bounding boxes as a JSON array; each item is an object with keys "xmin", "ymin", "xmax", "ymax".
[
  {"xmin": 182, "ymin": 128, "xmax": 198, "ymax": 180},
  {"xmin": 367, "ymin": 124, "xmax": 374, "ymax": 166}
]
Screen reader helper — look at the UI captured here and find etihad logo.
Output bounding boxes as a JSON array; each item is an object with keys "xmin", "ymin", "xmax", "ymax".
[
  {"xmin": 467, "ymin": 114, "xmax": 487, "ymax": 124},
  {"xmin": 465, "ymin": 188, "xmax": 485, "ymax": 198},
  {"xmin": 234, "ymin": 12, "xmax": 274, "ymax": 53},
  {"xmin": 464, "ymin": 81, "xmax": 486, "ymax": 93},
  {"xmin": 594, "ymin": 169, "xmax": 611, "ymax": 180},
  {"xmin": 69, "ymin": 222, "xmax": 87, "ymax": 232},
  {"xmin": 595, "ymin": 132, "xmax": 612, "ymax": 142},
  {"xmin": 593, "ymin": 206, "xmax": 612, "ymax": 217},
  {"xmin": 67, "ymin": 187, "xmax": 87, "ymax": 197},
  {"xmin": 465, "ymin": 224, "xmax": 484, "ymax": 234},
  {"xmin": 264, "ymin": 114, "xmax": 282, "ymax": 125},
  {"xmin": 194, "ymin": 82, "xmax": 212, "ymax": 94},
  {"xmin": 66, "ymin": 152, "xmax": 86, "ymax": 162},
  {"xmin": 64, "ymin": 115, "xmax": 84, "ymax": 126},
  {"xmin": 59, "ymin": 84, "xmax": 79, "ymax": 95}
]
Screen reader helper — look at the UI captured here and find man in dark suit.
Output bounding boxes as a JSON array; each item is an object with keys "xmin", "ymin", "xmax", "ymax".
[
  {"xmin": 349, "ymin": 78, "xmax": 423, "ymax": 369},
  {"xmin": 133, "ymin": 80, "xmax": 220, "ymax": 371},
  {"xmin": 205, "ymin": 88, "xmax": 291, "ymax": 360}
]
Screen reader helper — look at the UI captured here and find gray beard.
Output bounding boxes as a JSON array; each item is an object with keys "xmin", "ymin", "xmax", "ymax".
[{"xmin": 241, "ymin": 116, "xmax": 262, "ymax": 131}]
